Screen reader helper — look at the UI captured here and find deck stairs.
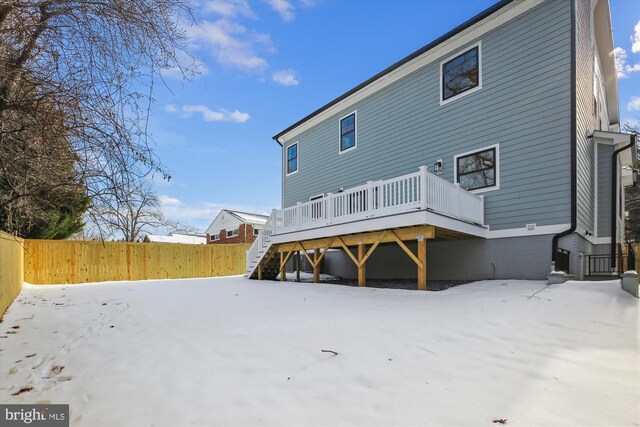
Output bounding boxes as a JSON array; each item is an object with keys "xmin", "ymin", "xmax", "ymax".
[{"xmin": 245, "ymin": 213, "xmax": 278, "ymax": 279}]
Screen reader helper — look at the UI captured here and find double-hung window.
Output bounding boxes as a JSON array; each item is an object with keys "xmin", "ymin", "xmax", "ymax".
[
  {"xmin": 441, "ymin": 44, "xmax": 481, "ymax": 103},
  {"xmin": 455, "ymin": 145, "xmax": 498, "ymax": 191},
  {"xmin": 287, "ymin": 143, "xmax": 298, "ymax": 175},
  {"xmin": 339, "ymin": 112, "xmax": 356, "ymax": 153}
]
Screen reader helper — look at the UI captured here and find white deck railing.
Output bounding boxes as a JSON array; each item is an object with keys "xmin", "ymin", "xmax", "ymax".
[
  {"xmin": 273, "ymin": 166, "xmax": 484, "ymax": 235},
  {"xmin": 246, "ymin": 166, "xmax": 485, "ymax": 274}
]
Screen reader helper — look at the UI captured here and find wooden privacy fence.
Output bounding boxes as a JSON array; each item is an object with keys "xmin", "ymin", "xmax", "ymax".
[
  {"xmin": 23, "ymin": 240, "xmax": 250, "ymax": 285},
  {"xmin": 0, "ymin": 231, "xmax": 24, "ymax": 317},
  {"xmin": 621, "ymin": 243, "xmax": 640, "ymax": 272}
]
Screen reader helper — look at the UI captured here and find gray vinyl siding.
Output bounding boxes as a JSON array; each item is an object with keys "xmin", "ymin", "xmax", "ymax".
[
  {"xmin": 597, "ymin": 144, "xmax": 613, "ymax": 237},
  {"xmin": 575, "ymin": 0, "xmax": 598, "ymax": 234},
  {"xmin": 283, "ymin": 0, "xmax": 572, "ymax": 231}
]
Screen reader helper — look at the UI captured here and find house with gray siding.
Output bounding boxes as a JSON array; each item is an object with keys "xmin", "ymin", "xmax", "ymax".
[{"xmin": 245, "ymin": 0, "xmax": 637, "ymax": 287}]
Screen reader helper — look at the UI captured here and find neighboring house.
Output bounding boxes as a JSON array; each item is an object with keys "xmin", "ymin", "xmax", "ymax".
[
  {"xmin": 246, "ymin": 0, "xmax": 637, "ymax": 286},
  {"xmin": 144, "ymin": 233, "xmax": 207, "ymax": 244},
  {"xmin": 205, "ymin": 210, "xmax": 269, "ymax": 244}
]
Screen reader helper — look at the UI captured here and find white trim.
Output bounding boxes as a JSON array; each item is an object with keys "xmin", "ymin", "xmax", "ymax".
[
  {"xmin": 439, "ymin": 41, "xmax": 482, "ymax": 106},
  {"xmin": 276, "ymin": 0, "xmax": 543, "ymax": 144},
  {"xmin": 487, "ymin": 223, "xmax": 572, "ymax": 239},
  {"xmin": 269, "ymin": 206, "xmax": 573, "ymax": 244},
  {"xmin": 338, "ymin": 110, "xmax": 357, "ymax": 155},
  {"xmin": 285, "ymin": 141, "xmax": 299, "ymax": 176},
  {"xmin": 576, "ymin": 225, "xmax": 611, "ymax": 245},
  {"xmin": 453, "ymin": 143, "xmax": 500, "ymax": 193},
  {"xmin": 211, "ymin": 234, "xmax": 220, "ymax": 242}
]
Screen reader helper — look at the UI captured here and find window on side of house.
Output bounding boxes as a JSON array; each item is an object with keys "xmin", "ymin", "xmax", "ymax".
[
  {"xmin": 455, "ymin": 146, "xmax": 497, "ymax": 191},
  {"xmin": 441, "ymin": 45, "xmax": 480, "ymax": 102},
  {"xmin": 339, "ymin": 112, "xmax": 356, "ymax": 153},
  {"xmin": 253, "ymin": 228, "xmax": 260, "ymax": 236},
  {"xmin": 287, "ymin": 143, "xmax": 298, "ymax": 175},
  {"xmin": 227, "ymin": 229, "xmax": 238, "ymax": 238},
  {"xmin": 211, "ymin": 234, "xmax": 220, "ymax": 241}
]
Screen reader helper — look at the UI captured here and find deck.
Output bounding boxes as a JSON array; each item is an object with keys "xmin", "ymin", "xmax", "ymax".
[{"xmin": 246, "ymin": 166, "xmax": 487, "ymax": 289}]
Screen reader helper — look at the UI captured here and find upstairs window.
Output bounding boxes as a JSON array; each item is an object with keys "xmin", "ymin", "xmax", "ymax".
[
  {"xmin": 339, "ymin": 112, "xmax": 357, "ymax": 153},
  {"xmin": 441, "ymin": 44, "xmax": 481, "ymax": 103},
  {"xmin": 455, "ymin": 146, "xmax": 498, "ymax": 191},
  {"xmin": 287, "ymin": 143, "xmax": 298, "ymax": 175}
]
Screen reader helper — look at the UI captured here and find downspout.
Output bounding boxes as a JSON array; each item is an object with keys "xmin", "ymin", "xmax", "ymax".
[
  {"xmin": 610, "ymin": 133, "xmax": 636, "ymax": 268},
  {"xmin": 551, "ymin": 0, "xmax": 577, "ymax": 270}
]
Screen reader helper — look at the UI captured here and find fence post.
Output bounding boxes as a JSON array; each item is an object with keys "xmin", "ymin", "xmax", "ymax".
[
  {"xmin": 419, "ymin": 166, "xmax": 428, "ymax": 210},
  {"xmin": 367, "ymin": 181, "xmax": 374, "ymax": 215},
  {"xmin": 479, "ymin": 195, "xmax": 485, "ymax": 225},
  {"xmin": 296, "ymin": 202, "xmax": 301, "ymax": 230}
]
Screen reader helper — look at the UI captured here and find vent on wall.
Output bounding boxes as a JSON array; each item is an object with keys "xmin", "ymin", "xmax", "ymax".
[{"xmin": 526, "ymin": 223, "xmax": 536, "ymax": 231}]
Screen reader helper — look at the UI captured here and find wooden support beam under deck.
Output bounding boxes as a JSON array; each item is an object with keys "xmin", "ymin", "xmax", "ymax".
[
  {"xmin": 358, "ymin": 243, "xmax": 366, "ymax": 287},
  {"xmin": 295, "ymin": 251, "xmax": 300, "ymax": 282},
  {"xmin": 274, "ymin": 225, "xmax": 435, "ymax": 253},
  {"xmin": 417, "ymin": 237, "xmax": 427, "ymax": 291},
  {"xmin": 313, "ymin": 248, "xmax": 320, "ymax": 283}
]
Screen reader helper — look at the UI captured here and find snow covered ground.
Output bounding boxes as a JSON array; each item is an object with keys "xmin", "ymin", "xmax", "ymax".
[{"xmin": 0, "ymin": 277, "xmax": 638, "ymax": 426}]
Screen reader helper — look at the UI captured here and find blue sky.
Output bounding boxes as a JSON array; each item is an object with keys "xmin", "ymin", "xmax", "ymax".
[{"xmin": 150, "ymin": 0, "xmax": 640, "ymax": 232}]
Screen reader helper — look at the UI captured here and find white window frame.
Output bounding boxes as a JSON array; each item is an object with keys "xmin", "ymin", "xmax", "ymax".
[
  {"xmin": 226, "ymin": 229, "xmax": 238, "ymax": 238},
  {"xmin": 338, "ymin": 110, "xmax": 357, "ymax": 155},
  {"xmin": 253, "ymin": 228, "xmax": 260, "ymax": 236},
  {"xmin": 211, "ymin": 233, "xmax": 220, "ymax": 242},
  {"xmin": 286, "ymin": 142, "xmax": 299, "ymax": 176},
  {"xmin": 440, "ymin": 41, "xmax": 482, "ymax": 106},
  {"xmin": 453, "ymin": 143, "xmax": 500, "ymax": 194}
]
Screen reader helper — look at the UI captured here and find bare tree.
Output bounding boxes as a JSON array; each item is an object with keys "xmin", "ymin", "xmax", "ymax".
[
  {"xmin": 0, "ymin": 0, "xmax": 198, "ymax": 236},
  {"xmin": 89, "ymin": 179, "xmax": 165, "ymax": 242}
]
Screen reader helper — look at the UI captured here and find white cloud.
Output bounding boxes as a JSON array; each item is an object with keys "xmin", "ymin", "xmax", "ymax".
[
  {"xmin": 266, "ymin": 0, "xmax": 295, "ymax": 22},
  {"xmin": 631, "ymin": 20, "xmax": 640, "ymax": 54},
  {"xmin": 158, "ymin": 195, "xmax": 182, "ymax": 206},
  {"xmin": 188, "ymin": 18, "xmax": 272, "ymax": 72},
  {"xmin": 272, "ymin": 69, "xmax": 299, "ymax": 86},
  {"xmin": 628, "ymin": 96, "xmax": 640, "ymax": 111},
  {"xmin": 203, "ymin": 0, "xmax": 256, "ymax": 19},
  {"xmin": 166, "ymin": 104, "xmax": 250, "ymax": 123},
  {"xmin": 613, "ymin": 47, "xmax": 640, "ymax": 79}
]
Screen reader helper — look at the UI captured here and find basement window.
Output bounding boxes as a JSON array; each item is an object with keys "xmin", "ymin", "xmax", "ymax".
[
  {"xmin": 441, "ymin": 43, "xmax": 481, "ymax": 104},
  {"xmin": 286, "ymin": 142, "xmax": 298, "ymax": 175},
  {"xmin": 454, "ymin": 145, "xmax": 498, "ymax": 192}
]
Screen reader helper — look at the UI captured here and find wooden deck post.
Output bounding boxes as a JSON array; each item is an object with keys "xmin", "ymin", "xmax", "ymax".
[
  {"xmin": 280, "ymin": 251, "xmax": 286, "ymax": 282},
  {"xmin": 295, "ymin": 251, "xmax": 300, "ymax": 282},
  {"xmin": 417, "ymin": 237, "xmax": 427, "ymax": 290},
  {"xmin": 358, "ymin": 243, "xmax": 366, "ymax": 287},
  {"xmin": 258, "ymin": 263, "xmax": 263, "ymax": 280},
  {"xmin": 313, "ymin": 248, "xmax": 320, "ymax": 283}
]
